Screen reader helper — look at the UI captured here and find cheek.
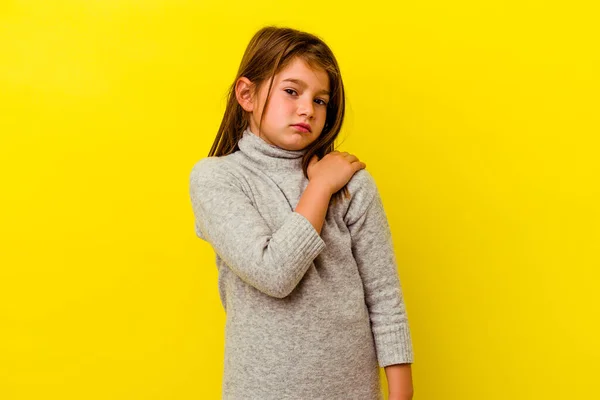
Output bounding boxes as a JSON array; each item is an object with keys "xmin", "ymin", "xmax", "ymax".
[
  {"xmin": 269, "ymin": 95, "xmax": 293, "ymax": 115},
  {"xmin": 278, "ymin": 104, "xmax": 296, "ymax": 120},
  {"xmin": 317, "ymin": 107, "xmax": 327, "ymax": 120}
]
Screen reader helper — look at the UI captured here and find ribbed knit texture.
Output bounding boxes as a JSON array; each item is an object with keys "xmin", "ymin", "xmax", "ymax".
[{"xmin": 189, "ymin": 127, "xmax": 414, "ymax": 399}]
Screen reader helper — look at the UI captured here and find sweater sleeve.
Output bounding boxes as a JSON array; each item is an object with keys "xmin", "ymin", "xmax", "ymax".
[
  {"xmin": 189, "ymin": 158, "xmax": 326, "ymax": 298},
  {"xmin": 345, "ymin": 170, "xmax": 414, "ymax": 367}
]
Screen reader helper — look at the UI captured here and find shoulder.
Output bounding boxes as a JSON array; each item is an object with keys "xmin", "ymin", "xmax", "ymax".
[
  {"xmin": 189, "ymin": 155, "xmax": 239, "ymax": 183},
  {"xmin": 347, "ymin": 168, "xmax": 378, "ymax": 203},
  {"xmin": 343, "ymin": 168, "xmax": 380, "ymax": 223}
]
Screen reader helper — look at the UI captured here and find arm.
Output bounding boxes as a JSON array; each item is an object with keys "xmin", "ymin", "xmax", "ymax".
[
  {"xmin": 189, "ymin": 159, "xmax": 326, "ymax": 298},
  {"xmin": 385, "ymin": 363, "xmax": 414, "ymax": 399},
  {"xmin": 345, "ymin": 170, "xmax": 414, "ymax": 367},
  {"xmin": 294, "ymin": 180, "xmax": 333, "ymax": 235}
]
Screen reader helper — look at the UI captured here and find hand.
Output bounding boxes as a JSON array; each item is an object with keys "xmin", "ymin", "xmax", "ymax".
[{"xmin": 307, "ymin": 151, "xmax": 366, "ymax": 195}]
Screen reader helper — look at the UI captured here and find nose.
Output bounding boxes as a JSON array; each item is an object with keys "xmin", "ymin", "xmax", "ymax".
[{"xmin": 297, "ymin": 98, "xmax": 314, "ymax": 119}]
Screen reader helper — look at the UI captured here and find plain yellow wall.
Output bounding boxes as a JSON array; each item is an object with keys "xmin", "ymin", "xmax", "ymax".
[{"xmin": 1, "ymin": 1, "xmax": 598, "ymax": 399}]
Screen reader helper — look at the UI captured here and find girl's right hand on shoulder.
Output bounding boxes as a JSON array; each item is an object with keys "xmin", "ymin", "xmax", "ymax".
[{"xmin": 307, "ymin": 151, "xmax": 366, "ymax": 195}]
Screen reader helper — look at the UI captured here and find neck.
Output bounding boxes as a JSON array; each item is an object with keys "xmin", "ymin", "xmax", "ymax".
[{"xmin": 237, "ymin": 127, "xmax": 307, "ymax": 172}]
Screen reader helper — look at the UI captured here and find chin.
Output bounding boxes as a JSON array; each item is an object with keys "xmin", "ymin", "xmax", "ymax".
[{"xmin": 281, "ymin": 142, "xmax": 307, "ymax": 151}]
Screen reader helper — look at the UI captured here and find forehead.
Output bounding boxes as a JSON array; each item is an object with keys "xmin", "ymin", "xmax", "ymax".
[{"xmin": 275, "ymin": 58, "xmax": 330, "ymax": 91}]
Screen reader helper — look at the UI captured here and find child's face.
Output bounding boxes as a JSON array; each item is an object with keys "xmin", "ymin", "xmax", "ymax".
[{"xmin": 248, "ymin": 57, "xmax": 330, "ymax": 151}]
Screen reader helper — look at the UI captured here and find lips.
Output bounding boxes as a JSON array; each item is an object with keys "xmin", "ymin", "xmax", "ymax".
[{"xmin": 292, "ymin": 123, "xmax": 311, "ymax": 132}]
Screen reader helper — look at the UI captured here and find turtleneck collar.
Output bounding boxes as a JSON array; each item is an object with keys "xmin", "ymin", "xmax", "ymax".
[{"xmin": 237, "ymin": 127, "xmax": 307, "ymax": 171}]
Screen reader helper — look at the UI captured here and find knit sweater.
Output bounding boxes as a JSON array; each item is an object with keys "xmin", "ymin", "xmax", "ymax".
[{"xmin": 189, "ymin": 127, "xmax": 414, "ymax": 400}]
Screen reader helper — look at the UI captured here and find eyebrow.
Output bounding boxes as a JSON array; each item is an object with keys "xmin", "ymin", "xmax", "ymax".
[{"xmin": 280, "ymin": 78, "xmax": 330, "ymax": 96}]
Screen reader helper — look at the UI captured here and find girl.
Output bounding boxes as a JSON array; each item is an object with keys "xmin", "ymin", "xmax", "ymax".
[{"xmin": 189, "ymin": 26, "xmax": 414, "ymax": 400}]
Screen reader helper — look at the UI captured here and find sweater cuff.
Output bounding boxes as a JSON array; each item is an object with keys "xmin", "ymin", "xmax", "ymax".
[
  {"xmin": 374, "ymin": 323, "xmax": 414, "ymax": 367},
  {"xmin": 275, "ymin": 211, "xmax": 326, "ymax": 267}
]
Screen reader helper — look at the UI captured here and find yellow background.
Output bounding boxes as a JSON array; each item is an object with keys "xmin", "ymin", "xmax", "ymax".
[{"xmin": 1, "ymin": 1, "xmax": 598, "ymax": 399}]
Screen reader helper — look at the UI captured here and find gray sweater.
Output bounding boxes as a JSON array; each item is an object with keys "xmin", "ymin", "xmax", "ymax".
[{"xmin": 189, "ymin": 127, "xmax": 414, "ymax": 399}]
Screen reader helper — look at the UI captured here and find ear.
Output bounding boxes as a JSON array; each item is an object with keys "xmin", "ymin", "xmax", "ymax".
[{"xmin": 235, "ymin": 77, "xmax": 257, "ymax": 112}]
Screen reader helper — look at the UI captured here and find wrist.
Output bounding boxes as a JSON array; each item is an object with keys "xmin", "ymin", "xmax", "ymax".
[{"xmin": 307, "ymin": 179, "xmax": 334, "ymax": 197}]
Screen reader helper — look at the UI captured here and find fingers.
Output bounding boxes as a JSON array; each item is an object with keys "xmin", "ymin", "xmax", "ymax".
[
  {"xmin": 352, "ymin": 160, "xmax": 366, "ymax": 170},
  {"xmin": 327, "ymin": 150, "xmax": 365, "ymax": 167},
  {"xmin": 342, "ymin": 152, "xmax": 360, "ymax": 164}
]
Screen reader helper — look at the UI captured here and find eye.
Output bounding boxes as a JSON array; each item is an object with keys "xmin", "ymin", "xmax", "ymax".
[{"xmin": 285, "ymin": 88, "xmax": 328, "ymax": 106}]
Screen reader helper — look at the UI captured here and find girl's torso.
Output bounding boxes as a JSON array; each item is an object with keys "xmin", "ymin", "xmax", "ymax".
[{"xmin": 213, "ymin": 152, "xmax": 383, "ymax": 399}]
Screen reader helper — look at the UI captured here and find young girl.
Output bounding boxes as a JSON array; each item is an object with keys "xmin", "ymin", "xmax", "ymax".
[{"xmin": 189, "ymin": 26, "xmax": 414, "ymax": 400}]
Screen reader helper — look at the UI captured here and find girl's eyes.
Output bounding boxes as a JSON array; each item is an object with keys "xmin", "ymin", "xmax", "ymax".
[{"xmin": 284, "ymin": 88, "xmax": 328, "ymax": 106}]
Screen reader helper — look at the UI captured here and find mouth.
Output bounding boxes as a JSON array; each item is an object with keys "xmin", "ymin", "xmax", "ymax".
[{"xmin": 291, "ymin": 123, "xmax": 311, "ymax": 133}]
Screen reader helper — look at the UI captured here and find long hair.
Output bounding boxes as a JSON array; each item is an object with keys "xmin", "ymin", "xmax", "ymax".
[{"xmin": 208, "ymin": 25, "xmax": 350, "ymax": 204}]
